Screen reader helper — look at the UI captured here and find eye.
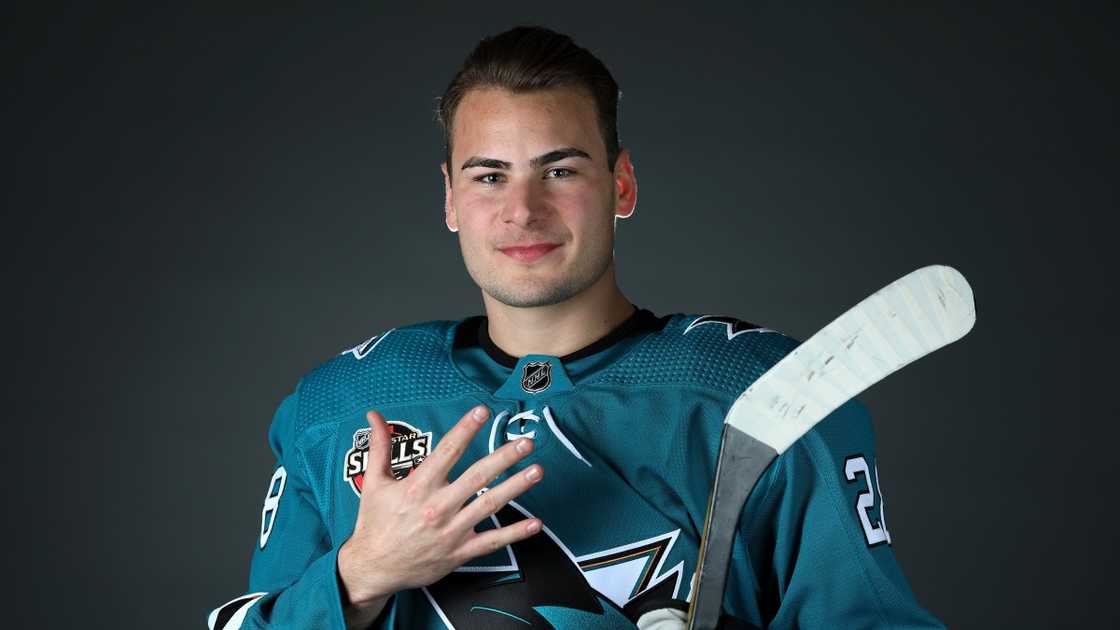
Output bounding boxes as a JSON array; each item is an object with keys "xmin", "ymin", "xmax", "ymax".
[
  {"xmin": 544, "ymin": 167, "xmax": 574, "ymax": 179},
  {"xmin": 474, "ymin": 172, "xmax": 505, "ymax": 186}
]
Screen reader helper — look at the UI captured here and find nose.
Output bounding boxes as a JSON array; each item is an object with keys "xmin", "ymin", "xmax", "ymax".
[{"xmin": 500, "ymin": 177, "xmax": 546, "ymax": 227}]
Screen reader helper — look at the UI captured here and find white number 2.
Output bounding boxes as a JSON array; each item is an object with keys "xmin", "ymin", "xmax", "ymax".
[
  {"xmin": 844, "ymin": 455, "xmax": 892, "ymax": 547},
  {"xmin": 260, "ymin": 466, "xmax": 287, "ymax": 549}
]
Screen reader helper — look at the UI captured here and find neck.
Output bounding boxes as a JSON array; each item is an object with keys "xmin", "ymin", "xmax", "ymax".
[{"xmin": 482, "ymin": 264, "xmax": 635, "ymax": 359}]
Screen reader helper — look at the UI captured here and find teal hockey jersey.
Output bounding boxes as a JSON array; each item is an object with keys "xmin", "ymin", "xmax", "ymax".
[{"xmin": 208, "ymin": 309, "xmax": 943, "ymax": 629}]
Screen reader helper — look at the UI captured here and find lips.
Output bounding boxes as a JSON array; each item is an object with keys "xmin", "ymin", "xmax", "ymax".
[{"xmin": 498, "ymin": 243, "xmax": 561, "ymax": 263}]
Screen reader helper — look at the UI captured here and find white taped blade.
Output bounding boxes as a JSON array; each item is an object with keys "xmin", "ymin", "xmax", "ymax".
[{"xmin": 726, "ymin": 265, "xmax": 975, "ymax": 454}]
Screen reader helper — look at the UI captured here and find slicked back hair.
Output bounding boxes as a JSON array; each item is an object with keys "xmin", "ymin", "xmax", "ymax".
[{"xmin": 437, "ymin": 26, "xmax": 621, "ymax": 179}]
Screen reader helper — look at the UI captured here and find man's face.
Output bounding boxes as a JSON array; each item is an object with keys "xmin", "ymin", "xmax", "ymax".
[{"xmin": 442, "ymin": 87, "xmax": 636, "ymax": 309}]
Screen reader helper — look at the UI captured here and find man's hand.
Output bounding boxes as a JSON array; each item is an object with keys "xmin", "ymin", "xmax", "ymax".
[{"xmin": 337, "ymin": 405, "xmax": 543, "ymax": 626}]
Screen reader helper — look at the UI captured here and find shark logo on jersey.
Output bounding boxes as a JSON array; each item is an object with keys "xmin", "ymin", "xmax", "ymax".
[
  {"xmin": 344, "ymin": 420, "xmax": 432, "ymax": 495},
  {"xmin": 684, "ymin": 315, "xmax": 774, "ymax": 340},
  {"xmin": 424, "ymin": 501, "xmax": 684, "ymax": 629},
  {"xmin": 521, "ymin": 361, "xmax": 552, "ymax": 394}
]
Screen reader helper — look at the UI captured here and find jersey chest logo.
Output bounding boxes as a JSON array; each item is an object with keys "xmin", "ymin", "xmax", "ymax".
[
  {"xmin": 424, "ymin": 501, "xmax": 685, "ymax": 628},
  {"xmin": 343, "ymin": 420, "xmax": 432, "ymax": 495}
]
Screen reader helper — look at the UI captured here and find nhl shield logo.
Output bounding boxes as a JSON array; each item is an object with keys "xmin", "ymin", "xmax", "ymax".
[
  {"xmin": 521, "ymin": 361, "xmax": 552, "ymax": 394},
  {"xmin": 343, "ymin": 420, "xmax": 433, "ymax": 496}
]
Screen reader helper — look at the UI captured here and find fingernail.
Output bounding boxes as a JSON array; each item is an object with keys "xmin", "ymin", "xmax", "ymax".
[
  {"xmin": 515, "ymin": 438, "xmax": 531, "ymax": 454},
  {"xmin": 473, "ymin": 405, "xmax": 488, "ymax": 422},
  {"xmin": 525, "ymin": 466, "xmax": 540, "ymax": 482},
  {"xmin": 526, "ymin": 520, "xmax": 541, "ymax": 534}
]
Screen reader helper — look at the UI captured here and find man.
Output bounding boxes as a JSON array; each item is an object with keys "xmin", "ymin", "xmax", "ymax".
[{"xmin": 209, "ymin": 26, "xmax": 943, "ymax": 629}]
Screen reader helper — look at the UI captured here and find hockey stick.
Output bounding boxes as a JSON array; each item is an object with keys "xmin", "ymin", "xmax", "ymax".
[{"xmin": 685, "ymin": 265, "xmax": 976, "ymax": 630}]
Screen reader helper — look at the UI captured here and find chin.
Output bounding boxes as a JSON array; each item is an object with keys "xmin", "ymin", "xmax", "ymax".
[{"xmin": 484, "ymin": 277, "xmax": 580, "ymax": 309}]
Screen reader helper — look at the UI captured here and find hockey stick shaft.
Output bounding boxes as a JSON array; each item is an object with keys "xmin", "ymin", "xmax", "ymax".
[{"xmin": 689, "ymin": 427, "xmax": 776, "ymax": 630}]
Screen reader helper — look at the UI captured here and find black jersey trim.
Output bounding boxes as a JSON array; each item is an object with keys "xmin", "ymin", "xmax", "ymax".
[{"xmin": 453, "ymin": 307, "xmax": 668, "ymax": 369}]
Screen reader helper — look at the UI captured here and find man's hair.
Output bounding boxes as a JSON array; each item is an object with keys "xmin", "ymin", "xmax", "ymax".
[{"xmin": 437, "ymin": 26, "xmax": 621, "ymax": 176}]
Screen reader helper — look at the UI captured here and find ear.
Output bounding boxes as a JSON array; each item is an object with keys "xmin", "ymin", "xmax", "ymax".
[
  {"xmin": 441, "ymin": 162, "xmax": 458, "ymax": 232},
  {"xmin": 612, "ymin": 149, "xmax": 637, "ymax": 219}
]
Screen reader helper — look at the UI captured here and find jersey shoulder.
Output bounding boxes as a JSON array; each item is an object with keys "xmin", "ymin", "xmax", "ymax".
[
  {"xmin": 591, "ymin": 312, "xmax": 801, "ymax": 398},
  {"xmin": 291, "ymin": 319, "xmax": 480, "ymax": 435}
]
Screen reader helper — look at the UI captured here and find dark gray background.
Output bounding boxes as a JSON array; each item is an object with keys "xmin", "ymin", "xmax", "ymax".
[{"xmin": 10, "ymin": 3, "xmax": 1116, "ymax": 628}]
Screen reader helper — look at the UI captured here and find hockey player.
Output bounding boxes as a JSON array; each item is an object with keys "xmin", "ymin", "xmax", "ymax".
[{"xmin": 209, "ymin": 26, "xmax": 944, "ymax": 629}]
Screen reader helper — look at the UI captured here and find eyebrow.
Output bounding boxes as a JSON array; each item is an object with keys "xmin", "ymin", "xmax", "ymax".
[{"xmin": 459, "ymin": 147, "xmax": 592, "ymax": 171}]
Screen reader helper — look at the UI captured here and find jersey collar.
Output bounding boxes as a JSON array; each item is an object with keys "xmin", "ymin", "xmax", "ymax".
[
  {"xmin": 455, "ymin": 307, "xmax": 662, "ymax": 369},
  {"xmin": 451, "ymin": 307, "xmax": 668, "ymax": 399}
]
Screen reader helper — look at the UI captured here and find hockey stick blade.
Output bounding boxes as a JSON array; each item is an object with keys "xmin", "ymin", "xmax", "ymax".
[{"xmin": 687, "ymin": 264, "xmax": 976, "ymax": 630}]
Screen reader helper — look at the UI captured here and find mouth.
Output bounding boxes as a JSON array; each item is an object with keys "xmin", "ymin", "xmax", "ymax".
[{"xmin": 497, "ymin": 242, "xmax": 561, "ymax": 263}]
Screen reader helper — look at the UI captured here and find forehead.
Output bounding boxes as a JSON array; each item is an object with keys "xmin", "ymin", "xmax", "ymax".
[{"xmin": 451, "ymin": 87, "xmax": 603, "ymax": 160}]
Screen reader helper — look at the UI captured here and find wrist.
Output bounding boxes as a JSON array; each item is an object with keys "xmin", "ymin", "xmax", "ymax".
[{"xmin": 337, "ymin": 540, "xmax": 394, "ymax": 608}]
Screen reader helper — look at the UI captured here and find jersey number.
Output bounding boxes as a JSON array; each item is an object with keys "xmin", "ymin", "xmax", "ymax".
[
  {"xmin": 260, "ymin": 466, "xmax": 287, "ymax": 548},
  {"xmin": 844, "ymin": 455, "xmax": 891, "ymax": 547}
]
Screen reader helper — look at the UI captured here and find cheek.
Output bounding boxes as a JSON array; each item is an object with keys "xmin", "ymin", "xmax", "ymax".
[
  {"xmin": 557, "ymin": 187, "xmax": 614, "ymax": 237},
  {"xmin": 454, "ymin": 204, "xmax": 494, "ymax": 256},
  {"xmin": 455, "ymin": 195, "xmax": 495, "ymax": 230}
]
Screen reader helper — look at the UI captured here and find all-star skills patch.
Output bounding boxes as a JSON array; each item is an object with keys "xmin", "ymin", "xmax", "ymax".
[{"xmin": 344, "ymin": 420, "xmax": 433, "ymax": 495}]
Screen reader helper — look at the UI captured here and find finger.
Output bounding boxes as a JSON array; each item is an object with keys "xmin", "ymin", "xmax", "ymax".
[
  {"xmin": 360, "ymin": 410, "xmax": 395, "ymax": 489},
  {"xmin": 451, "ymin": 463, "xmax": 543, "ymax": 531},
  {"xmin": 413, "ymin": 404, "xmax": 490, "ymax": 485},
  {"xmin": 458, "ymin": 517, "xmax": 542, "ymax": 561},
  {"xmin": 442, "ymin": 437, "xmax": 534, "ymax": 509}
]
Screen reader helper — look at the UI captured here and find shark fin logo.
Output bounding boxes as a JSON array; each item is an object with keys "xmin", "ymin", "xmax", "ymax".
[
  {"xmin": 684, "ymin": 315, "xmax": 775, "ymax": 340},
  {"xmin": 342, "ymin": 329, "xmax": 394, "ymax": 360}
]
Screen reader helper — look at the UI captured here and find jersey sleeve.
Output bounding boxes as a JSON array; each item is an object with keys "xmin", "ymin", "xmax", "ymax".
[
  {"xmin": 207, "ymin": 388, "xmax": 350, "ymax": 630},
  {"xmin": 731, "ymin": 399, "xmax": 944, "ymax": 629}
]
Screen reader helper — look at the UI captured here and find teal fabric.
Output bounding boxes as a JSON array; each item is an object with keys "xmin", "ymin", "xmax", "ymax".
[{"xmin": 210, "ymin": 314, "xmax": 943, "ymax": 629}]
